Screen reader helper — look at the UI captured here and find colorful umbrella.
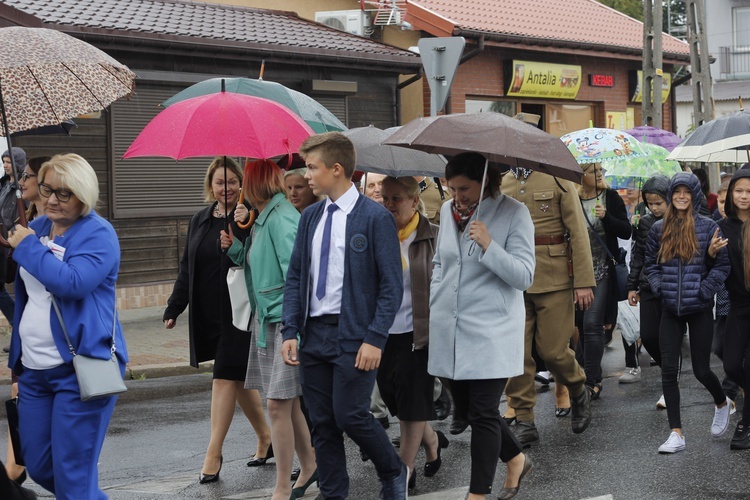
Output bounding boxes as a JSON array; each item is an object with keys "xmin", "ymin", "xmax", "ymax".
[
  {"xmin": 561, "ymin": 128, "xmax": 647, "ymax": 164},
  {"xmin": 667, "ymin": 109, "xmax": 750, "ymax": 163},
  {"xmin": 383, "ymin": 112, "xmax": 583, "ymax": 183},
  {"xmin": 162, "ymin": 77, "xmax": 347, "ymax": 133},
  {"xmin": 342, "ymin": 125, "xmax": 446, "ymax": 177},
  {"xmin": 123, "ymin": 91, "xmax": 314, "ymax": 160},
  {"xmin": 603, "ymin": 142, "xmax": 681, "ymax": 189},
  {"xmin": 625, "ymin": 125, "xmax": 682, "ymax": 152}
]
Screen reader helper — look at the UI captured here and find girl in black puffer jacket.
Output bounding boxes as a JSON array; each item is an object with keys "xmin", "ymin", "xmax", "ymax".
[
  {"xmin": 645, "ymin": 172, "xmax": 731, "ymax": 454},
  {"xmin": 717, "ymin": 168, "xmax": 750, "ymax": 450}
]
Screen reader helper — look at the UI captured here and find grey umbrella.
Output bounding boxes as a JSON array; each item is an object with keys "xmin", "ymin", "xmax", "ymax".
[
  {"xmin": 667, "ymin": 109, "xmax": 750, "ymax": 163},
  {"xmin": 343, "ymin": 125, "xmax": 447, "ymax": 177}
]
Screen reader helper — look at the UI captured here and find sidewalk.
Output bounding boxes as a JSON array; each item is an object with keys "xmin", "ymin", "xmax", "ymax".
[{"xmin": 0, "ymin": 305, "xmax": 212, "ymax": 384}]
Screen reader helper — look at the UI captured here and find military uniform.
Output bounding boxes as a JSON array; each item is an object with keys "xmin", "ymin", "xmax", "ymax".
[
  {"xmin": 501, "ymin": 171, "xmax": 596, "ymax": 423},
  {"xmin": 418, "ymin": 177, "xmax": 449, "ymax": 224}
]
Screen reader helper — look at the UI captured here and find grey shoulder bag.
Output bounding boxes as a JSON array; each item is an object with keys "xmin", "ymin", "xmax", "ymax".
[{"xmin": 51, "ymin": 296, "xmax": 127, "ymax": 401}]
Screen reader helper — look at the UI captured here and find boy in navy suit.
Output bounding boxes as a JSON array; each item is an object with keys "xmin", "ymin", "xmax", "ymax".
[{"xmin": 281, "ymin": 132, "xmax": 407, "ymax": 499}]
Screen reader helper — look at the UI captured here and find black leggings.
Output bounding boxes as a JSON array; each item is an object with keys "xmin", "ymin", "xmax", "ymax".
[
  {"xmin": 660, "ymin": 308, "xmax": 726, "ymax": 429},
  {"xmin": 451, "ymin": 378, "xmax": 523, "ymax": 495},
  {"xmin": 724, "ymin": 311, "xmax": 750, "ymax": 424},
  {"xmin": 639, "ymin": 292, "xmax": 662, "ymax": 366}
]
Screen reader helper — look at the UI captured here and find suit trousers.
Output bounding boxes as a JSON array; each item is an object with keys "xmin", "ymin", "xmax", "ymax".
[
  {"xmin": 451, "ymin": 378, "xmax": 522, "ymax": 495},
  {"xmin": 299, "ymin": 319, "xmax": 402, "ymax": 500},
  {"xmin": 18, "ymin": 362, "xmax": 119, "ymax": 500},
  {"xmin": 505, "ymin": 288, "xmax": 586, "ymax": 421}
]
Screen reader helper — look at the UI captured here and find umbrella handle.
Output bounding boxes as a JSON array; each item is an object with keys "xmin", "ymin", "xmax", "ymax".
[{"xmin": 235, "ymin": 190, "xmax": 256, "ymax": 229}]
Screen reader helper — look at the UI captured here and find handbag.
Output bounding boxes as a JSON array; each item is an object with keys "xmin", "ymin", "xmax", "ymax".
[
  {"xmin": 582, "ymin": 205, "xmax": 629, "ymax": 302},
  {"xmin": 5, "ymin": 397, "xmax": 23, "ymax": 466},
  {"xmin": 227, "ymin": 266, "xmax": 252, "ymax": 331},
  {"xmin": 51, "ymin": 295, "xmax": 127, "ymax": 401}
]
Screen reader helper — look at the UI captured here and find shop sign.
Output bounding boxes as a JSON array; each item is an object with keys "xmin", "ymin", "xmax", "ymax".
[
  {"xmin": 629, "ymin": 70, "xmax": 671, "ymax": 103},
  {"xmin": 589, "ymin": 74, "xmax": 614, "ymax": 87},
  {"xmin": 506, "ymin": 60, "xmax": 582, "ymax": 99}
]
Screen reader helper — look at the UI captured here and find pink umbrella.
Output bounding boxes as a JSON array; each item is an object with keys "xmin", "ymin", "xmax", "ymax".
[
  {"xmin": 625, "ymin": 125, "xmax": 682, "ymax": 152},
  {"xmin": 123, "ymin": 91, "xmax": 314, "ymax": 160}
]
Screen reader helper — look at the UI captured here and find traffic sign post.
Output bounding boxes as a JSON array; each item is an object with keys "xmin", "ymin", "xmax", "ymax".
[{"xmin": 418, "ymin": 37, "xmax": 465, "ymax": 117}]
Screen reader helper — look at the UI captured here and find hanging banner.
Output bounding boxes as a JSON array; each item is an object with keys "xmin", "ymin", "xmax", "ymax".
[
  {"xmin": 629, "ymin": 70, "xmax": 671, "ymax": 103},
  {"xmin": 505, "ymin": 60, "xmax": 582, "ymax": 99}
]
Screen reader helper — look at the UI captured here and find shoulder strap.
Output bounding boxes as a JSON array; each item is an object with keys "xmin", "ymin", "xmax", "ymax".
[{"xmin": 50, "ymin": 289, "xmax": 118, "ymax": 357}]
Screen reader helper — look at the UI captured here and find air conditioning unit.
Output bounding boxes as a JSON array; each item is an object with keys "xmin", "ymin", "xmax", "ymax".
[{"xmin": 315, "ymin": 10, "xmax": 371, "ymax": 37}]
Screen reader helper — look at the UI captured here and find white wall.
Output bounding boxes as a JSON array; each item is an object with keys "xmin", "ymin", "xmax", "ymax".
[{"xmin": 706, "ymin": 0, "xmax": 750, "ymax": 79}]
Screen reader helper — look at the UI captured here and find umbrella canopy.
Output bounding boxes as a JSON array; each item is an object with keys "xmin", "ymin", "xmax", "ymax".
[
  {"xmin": 625, "ymin": 125, "xmax": 682, "ymax": 152},
  {"xmin": 603, "ymin": 142, "xmax": 681, "ymax": 189},
  {"xmin": 342, "ymin": 125, "xmax": 446, "ymax": 177},
  {"xmin": 667, "ymin": 109, "xmax": 750, "ymax": 163},
  {"xmin": 0, "ymin": 27, "xmax": 135, "ymax": 136},
  {"xmin": 561, "ymin": 128, "xmax": 647, "ymax": 164},
  {"xmin": 383, "ymin": 113, "xmax": 583, "ymax": 183},
  {"xmin": 123, "ymin": 92, "xmax": 314, "ymax": 160},
  {"xmin": 162, "ymin": 77, "xmax": 347, "ymax": 133},
  {"xmin": 12, "ymin": 119, "xmax": 76, "ymax": 137}
]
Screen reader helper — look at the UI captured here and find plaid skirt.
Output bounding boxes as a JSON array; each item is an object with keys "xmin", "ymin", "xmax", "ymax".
[{"xmin": 244, "ymin": 317, "xmax": 301, "ymax": 400}]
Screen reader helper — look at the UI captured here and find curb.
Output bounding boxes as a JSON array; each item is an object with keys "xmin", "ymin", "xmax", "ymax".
[{"xmin": 124, "ymin": 362, "xmax": 214, "ymax": 380}]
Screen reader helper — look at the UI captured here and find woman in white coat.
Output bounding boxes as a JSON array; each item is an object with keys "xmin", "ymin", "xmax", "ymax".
[{"xmin": 430, "ymin": 153, "xmax": 536, "ymax": 500}]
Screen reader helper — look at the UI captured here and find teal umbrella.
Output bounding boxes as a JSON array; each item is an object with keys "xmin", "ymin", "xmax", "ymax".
[
  {"xmin": 162, "ymin": 77, "xmax": 347, "ymax": 133},
  {"xmin": 603, "ymin": 142, "xmax": 681, "ymax": 189}
]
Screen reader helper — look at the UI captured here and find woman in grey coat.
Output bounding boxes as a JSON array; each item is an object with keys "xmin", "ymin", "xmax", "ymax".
[{"xmin": 429, "ymin": 153, "xmax": 536, "ymax": 500}]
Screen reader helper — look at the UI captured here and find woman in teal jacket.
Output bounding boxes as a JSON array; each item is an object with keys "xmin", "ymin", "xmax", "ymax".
[{"xmin": 221, "ymin": 159, "xmax": 317, "ymax": 500}]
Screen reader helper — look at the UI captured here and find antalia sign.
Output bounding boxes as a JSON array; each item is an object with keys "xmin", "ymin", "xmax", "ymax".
[
  {"xmin": 629, "ymin": 70, "xmax": 671, "ymax": 104},
  {"xmin": 505, "ymin": 60, "xmax": 582, "ymax": 99}
]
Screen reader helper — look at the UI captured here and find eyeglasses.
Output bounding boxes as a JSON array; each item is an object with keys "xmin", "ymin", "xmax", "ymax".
[
  {"xmin": 20, "ymin": 172, "xmax": 37, "ymax": 181},
  {"xmin": 38, "ymin": 183, "xmax": 74, "ymax": 202}
]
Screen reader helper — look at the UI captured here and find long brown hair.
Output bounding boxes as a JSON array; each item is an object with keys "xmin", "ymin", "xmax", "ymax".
[{"xmin": 657, "ymin": 202, "xmax": 699, "ymax": 263}]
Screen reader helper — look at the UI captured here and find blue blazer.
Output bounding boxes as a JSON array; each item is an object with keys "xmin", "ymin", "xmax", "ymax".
[
  {"xmin": 282, "ymin": 193, "xmax": 403, "ymax": 352},
  {"xmin": 8, "ymin": 213, "xmax": 128, "ymax": 374}
]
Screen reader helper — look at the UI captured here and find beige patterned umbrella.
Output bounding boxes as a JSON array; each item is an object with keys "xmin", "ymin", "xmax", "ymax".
[{"xmin": 0, "ymin": 27, "xmax": 135, "ymax": 136}]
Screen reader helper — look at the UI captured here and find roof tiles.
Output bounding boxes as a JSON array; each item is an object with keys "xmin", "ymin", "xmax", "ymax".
[
  {"xmin": 408, "ymin": 0, "xmax": 690, "ymax": 57},
  {"xmin": 2, "ymin": 0, "xmax": 419, "ymax": 60}
]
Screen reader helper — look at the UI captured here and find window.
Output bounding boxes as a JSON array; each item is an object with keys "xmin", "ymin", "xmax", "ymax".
[
  {"xmin": 735, "ymin": 7, "xmax": 750, "ymax": 49},
  {"xmin": 546, "ymin": 104, "xmax": 594, "ymax": 137},
  {"xmin": 465, "ymin": 98, "xmax": 515, "ymax": 116}
]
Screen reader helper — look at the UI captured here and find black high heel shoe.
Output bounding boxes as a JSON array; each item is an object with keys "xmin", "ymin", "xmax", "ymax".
[
  {"xmin": 290, "ymin": 468, "xmax": 319, "ymax": 499},
  {"xmin": 199, "ymin": 455, "xmax": 222, "ymax": 484},
  {"xmin": 12, "ymin": 470, "xmax": 27, "ymax": 486},
  {"xmin": 497, "ymin": 453, "xmax": 534, "ymax": 500},
  {"xmin": 424, "ymin": 430, "xmax": 449, "ymax": 477},
  {"xmin": 247, "ymin": 443, "xmax": 274, "ymax": 467}
]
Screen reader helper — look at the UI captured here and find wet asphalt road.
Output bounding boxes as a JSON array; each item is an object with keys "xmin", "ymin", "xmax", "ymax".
[{"xmin": 2, "ymin": 333, "xmax": 750, "ymax": 500}]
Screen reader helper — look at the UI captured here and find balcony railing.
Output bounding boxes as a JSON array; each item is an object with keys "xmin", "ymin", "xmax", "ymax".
[{"xmin": 719, "ymin": 46, "xmax": 750, "ymax": 78}]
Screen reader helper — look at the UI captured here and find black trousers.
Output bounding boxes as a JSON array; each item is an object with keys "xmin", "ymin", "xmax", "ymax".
[
  {"xmin": 451, "ymin": 378, "xmax": 523, "ymax": 495},
  {"xmin": 639, "ymin": 292, "xmax": 663, "ymax": 366},
  {"xmin": 660, "ymin": 308, "xmax": 726, "ymax": 429},
  {"xmin": 724, "ymin": 311, "xmax": 750, "ymax": 423},
  {"xmin": 713, "ymin": 314, "xmax": 741, "ymax": 401}
]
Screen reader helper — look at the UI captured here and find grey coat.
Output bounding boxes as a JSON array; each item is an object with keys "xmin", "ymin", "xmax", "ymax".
[{"xmin": 428, "ymin": 194, "xmax": 535, "ymax": 380}]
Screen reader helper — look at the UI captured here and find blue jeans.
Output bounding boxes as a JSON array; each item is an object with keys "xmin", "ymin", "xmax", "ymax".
[
  {"xmin": 18, "ymin": 362, "xmax": 120, "ymax": 500},
  {"xmin": 299, "ymin": 319, "xmax": 402, "ymax": 500},
  {"xmin": 577, "ymin": 274, "xmax": 609, "ymax": 388}
]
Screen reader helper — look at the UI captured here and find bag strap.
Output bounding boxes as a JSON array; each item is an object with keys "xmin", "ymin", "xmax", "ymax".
[
  {"xmin": 50, "ymin": 289, "xmax": 118, "ymax": 357},
  {"xmin": 581, "ymin": 199, "xmax": 618, "ymax": 265}
]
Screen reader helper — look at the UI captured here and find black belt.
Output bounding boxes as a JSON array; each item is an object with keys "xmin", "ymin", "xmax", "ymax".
[{"xmin": 309, "ymin": 314, "xmax": 340, "ymax": 325}]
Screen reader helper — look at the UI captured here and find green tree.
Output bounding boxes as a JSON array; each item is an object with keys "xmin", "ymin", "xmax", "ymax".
[
  {"xmin": 597, "ymin": 0, "xmax": 645, "ymax": 21},
  {"xmin": 663, "ymin": 0, "xmax": 687, "ymax": 38}
]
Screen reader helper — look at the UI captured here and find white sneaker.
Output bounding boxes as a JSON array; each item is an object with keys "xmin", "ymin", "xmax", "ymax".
[
  {"xmin": 658, "ymin": 431, "xmax": 685, "ymax": 454},
  {"xmin": 618, "ymin": 367, "xmax": 641, "ymax": 384},
  {"xmin": 656, "ymin": 394, "xmax": 667, "ymax": 410},
  {"xmin": 711, "ymin": 397, "xmax": 732, "ymax": 437},
  {"xmin": 730, "ymin": 399, "xmax": 737, "ymax": 415}
]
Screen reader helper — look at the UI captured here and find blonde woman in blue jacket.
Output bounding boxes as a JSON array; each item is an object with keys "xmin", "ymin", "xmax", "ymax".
[{"xmin": 221, "ymin": 159, "xmax": 317, "ymax": 500}]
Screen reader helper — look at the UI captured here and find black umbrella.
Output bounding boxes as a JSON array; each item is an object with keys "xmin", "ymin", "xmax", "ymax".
[{"xmin": 668, "ymin": 108, "xmax": 750, "ymax": 163}]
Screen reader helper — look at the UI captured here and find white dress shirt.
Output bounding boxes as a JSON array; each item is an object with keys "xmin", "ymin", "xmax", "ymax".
[
  {"xmin": 309, "ymin": 183, "xmax": 359, "ymax": 317},
  {"xmin": 389, "ymin": 231, "xmax": 416, "ymax": 334}
]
